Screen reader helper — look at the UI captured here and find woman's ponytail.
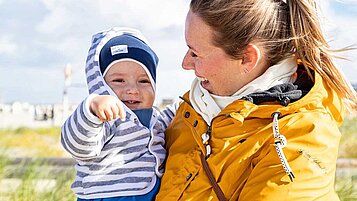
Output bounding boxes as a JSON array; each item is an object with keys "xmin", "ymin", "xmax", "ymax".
[{"xmin": 287, "ymin": 0, "xmax": 356, "ymax": 109}]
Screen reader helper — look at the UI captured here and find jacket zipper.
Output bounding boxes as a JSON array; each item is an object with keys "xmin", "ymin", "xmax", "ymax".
[{"xmin": 203, "ymin": 114, "xmax": 230, "ymax": 159}]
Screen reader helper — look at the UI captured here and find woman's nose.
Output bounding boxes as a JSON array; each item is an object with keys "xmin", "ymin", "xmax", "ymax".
[{"xmin": 182, "ymin": 51, "xmax": 194, "ymax": 70}]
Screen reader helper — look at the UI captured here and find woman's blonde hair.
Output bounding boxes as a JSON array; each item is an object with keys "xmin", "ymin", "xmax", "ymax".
[{"xmin": 190, "ymin": 0, "xmax": 357, "ymax": 109}]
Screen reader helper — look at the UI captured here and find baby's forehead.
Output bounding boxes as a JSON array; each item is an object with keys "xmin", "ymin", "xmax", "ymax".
[{"xmin": 105, "ymin": 59, "xmax": 151, "ymax": 76}]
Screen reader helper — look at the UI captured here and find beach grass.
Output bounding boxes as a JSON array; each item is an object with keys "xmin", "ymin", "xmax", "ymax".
[
  {"xmin": 0, "ymin": 156, "xmax": 75, "ymax": 201},
  {"xmin": 0, "ymin": 127, "xmax": 67, "ymax": 158},
  {"xmin": 338, "ymin": 116, "xmax": 357, "ymax": 158}
]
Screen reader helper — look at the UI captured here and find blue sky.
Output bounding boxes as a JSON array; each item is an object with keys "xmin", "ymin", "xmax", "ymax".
[{"xmin": 0, "ymin": 0, "xmax": 356, "ymax": 104}]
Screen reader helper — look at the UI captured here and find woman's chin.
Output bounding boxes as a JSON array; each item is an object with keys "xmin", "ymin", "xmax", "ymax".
[
  {"xmin": 200, "ymin": 81, "xmax": 210, "ymax": 91},
  {"xmin": 200, "ymin": 81, "xmax": 212, "ymax": 92},
  {"xmin": 201, "ymin": 83, "xmax": 230, "ymax": 96}
]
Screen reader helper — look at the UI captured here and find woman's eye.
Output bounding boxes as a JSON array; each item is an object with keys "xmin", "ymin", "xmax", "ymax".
[{"xmin": 190, "ymin": 51, "xmax": 197, "ymax": 57}]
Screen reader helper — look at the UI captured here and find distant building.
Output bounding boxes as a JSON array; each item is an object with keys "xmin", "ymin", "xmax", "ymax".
[
  {"xmin": 0, "ymin": 102, "xmax": 78, "ymax": 128},
  {"xmin": 157, "ymin": 98, "xmax": 174, "ymax": 110}
]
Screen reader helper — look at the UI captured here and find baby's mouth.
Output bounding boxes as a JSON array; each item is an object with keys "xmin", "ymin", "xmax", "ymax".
[{"xmin": 123, "ymin": 100, "xmax": 140, "ymax": 104}]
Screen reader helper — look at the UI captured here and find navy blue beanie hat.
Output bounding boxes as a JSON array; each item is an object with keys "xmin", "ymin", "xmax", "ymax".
[{"xmin": 99, "ymin": 34, "xmax": 158, "ymax": 84}]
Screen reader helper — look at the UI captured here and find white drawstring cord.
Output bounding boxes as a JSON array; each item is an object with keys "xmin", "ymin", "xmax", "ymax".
[
  {"xmin": 272, "ymin": 112, "xmax": 295, "ymax": 182},
  {"xmin": 201, "ymin": 132, "xmax": 212, "ymax": 158}
]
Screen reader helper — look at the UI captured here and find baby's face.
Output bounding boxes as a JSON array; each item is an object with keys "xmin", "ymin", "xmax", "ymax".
[{"xmin": 104, "ymin": 61, "xmax": 155, "ymax": 110}]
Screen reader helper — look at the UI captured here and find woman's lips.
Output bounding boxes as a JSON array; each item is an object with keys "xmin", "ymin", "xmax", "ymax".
[
  {"xmin": 197, "ymin": 76, "xmax": 210, "ymax": 90},
  {"xmin": 197, "ymin": 77, "xmax": 208, "ymax": 82}
]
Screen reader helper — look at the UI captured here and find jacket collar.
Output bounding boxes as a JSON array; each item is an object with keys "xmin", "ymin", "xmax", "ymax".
[{"xmin": 181, "ymin": 66, "xmax": 343, "ymax": 123}]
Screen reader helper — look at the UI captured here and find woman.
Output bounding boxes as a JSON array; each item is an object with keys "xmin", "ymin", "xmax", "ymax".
[{"xmin": 156, "ymin": 0, "xmax": 357, "ymax": 200}]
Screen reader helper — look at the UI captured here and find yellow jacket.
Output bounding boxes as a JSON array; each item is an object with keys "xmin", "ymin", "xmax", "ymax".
[{"xmin": 156, "ymin": 70, "xmax": 343, "ymax": 201}]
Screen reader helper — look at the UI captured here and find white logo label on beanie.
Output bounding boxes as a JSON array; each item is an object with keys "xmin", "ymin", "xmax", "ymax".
[{"xmin": 110, "ymin": 45, "xmax": 128, "ymax": 56}]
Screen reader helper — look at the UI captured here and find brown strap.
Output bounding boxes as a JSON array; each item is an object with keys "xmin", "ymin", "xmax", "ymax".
[{"xmin": 200, "ymin": 153, "xmax": 227, "ymax": 201}]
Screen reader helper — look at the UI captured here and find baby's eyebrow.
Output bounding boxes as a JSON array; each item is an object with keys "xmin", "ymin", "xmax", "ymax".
[
  {"xmin": 107, "ymin": 73, "xmax": 125, "ymax": 77},
  {"xmin": 137, "ymin": 72, "xmax": 150, "ymax": 77}
]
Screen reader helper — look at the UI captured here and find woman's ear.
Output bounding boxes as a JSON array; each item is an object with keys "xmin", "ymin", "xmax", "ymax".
[{"xmin": 241, "ymin": 44, "xmax": 261, "ymax": 73}]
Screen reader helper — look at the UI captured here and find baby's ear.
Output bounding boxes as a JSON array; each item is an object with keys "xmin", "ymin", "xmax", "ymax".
[{"xmin": 241, "ymin": 44, "xmax": 261, "ymax": 73}]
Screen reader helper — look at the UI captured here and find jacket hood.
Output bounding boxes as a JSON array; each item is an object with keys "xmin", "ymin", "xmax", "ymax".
[{"xmin": 85, "ymin": 27, "xmax": 153, "ymax": 97}]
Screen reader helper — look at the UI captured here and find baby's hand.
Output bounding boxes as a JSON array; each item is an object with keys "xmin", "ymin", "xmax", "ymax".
[{"xmin": 90, "ymin": 95, "xmax": 126, "ymax": 122}]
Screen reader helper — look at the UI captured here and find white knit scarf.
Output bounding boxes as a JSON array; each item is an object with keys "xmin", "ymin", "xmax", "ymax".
[{"xmin": 189, "ymin": 57, "xmax": 297, "ymax": 124}]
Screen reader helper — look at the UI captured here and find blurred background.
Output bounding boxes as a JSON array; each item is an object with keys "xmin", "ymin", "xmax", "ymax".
[{"xmin": 0, "ymin": 0, "xmax": 356, "ymax": 200}]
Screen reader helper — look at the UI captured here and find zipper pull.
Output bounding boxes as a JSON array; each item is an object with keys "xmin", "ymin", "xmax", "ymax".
[{"xmin": 202, "ymin": 125, "xmax": 212, "ymax": 159}]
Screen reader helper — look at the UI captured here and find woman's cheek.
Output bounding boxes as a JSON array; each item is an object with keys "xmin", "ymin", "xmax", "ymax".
[{"xmin": 195, "ymin": 61, "xmax": 205, "ymax": 74}]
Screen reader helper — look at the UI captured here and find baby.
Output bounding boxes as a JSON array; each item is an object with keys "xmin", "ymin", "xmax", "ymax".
[{"xmin": 61, "ymin": 27, "xmax": 173, "ymax": 200}]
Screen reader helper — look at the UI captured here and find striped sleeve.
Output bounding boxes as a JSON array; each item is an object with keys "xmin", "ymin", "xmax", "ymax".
[
  {"xmin": 157, "ymin": 101, "xmax": 181, "ymax": 130},
  {"xmin": 61, "ymin": 94, "xmax": 108, "ymax": 161}
]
